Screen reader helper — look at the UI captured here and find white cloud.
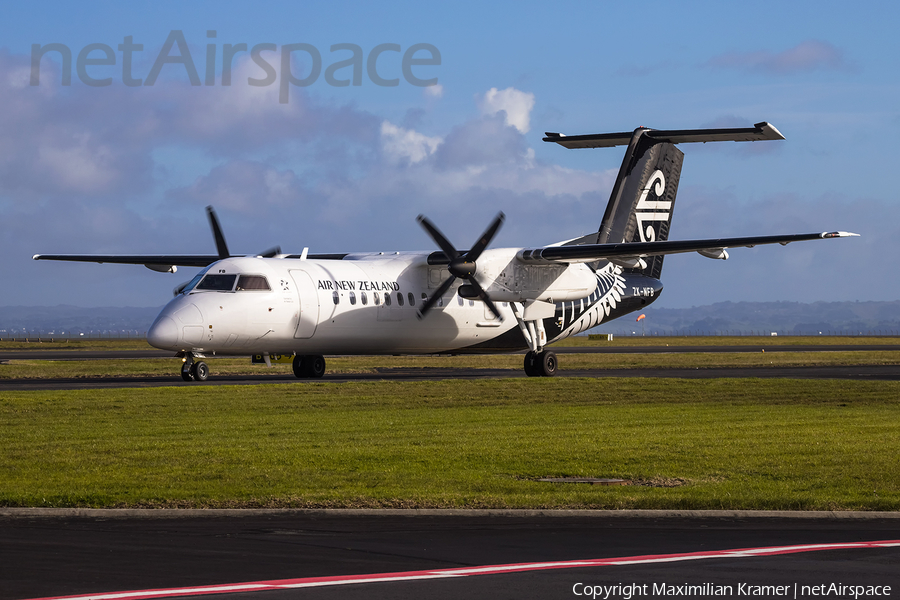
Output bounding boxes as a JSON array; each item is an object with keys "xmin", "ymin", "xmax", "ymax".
[
  {"xmin": 479, "ymin": 87, "xmax": 535, "ymax": 134},
  {"xmin": 424, "ymin": 83, "xmax": 444, "ymax": 99},
  {"xmin": 36, "ymin": 134, "xmax": 116, "ymax": 194},
  {"xmin": 380, "ymin": 121, "xmax": 442, "ymax": 164},
  {"xmin": 166, "ymin": 160, "xmax": 304, "ymax": 214}
]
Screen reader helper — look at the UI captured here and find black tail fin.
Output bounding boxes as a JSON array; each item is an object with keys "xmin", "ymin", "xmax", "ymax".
[
  {"xmin": 545, "ymin": 122, "xmax": 785, "ymax": 278},
  {"xmin": 557, "ymin": 128, "xmax": 683, "ymax": 278},
  {"xmin": 597, "ymin": 129, "xmax": 683, "ymax": 278}
]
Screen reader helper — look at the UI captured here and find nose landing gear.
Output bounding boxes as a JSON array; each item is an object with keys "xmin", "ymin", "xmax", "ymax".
[{"xmin": 180, "ymin": 354, "xmax": 209, "ymax": 382}]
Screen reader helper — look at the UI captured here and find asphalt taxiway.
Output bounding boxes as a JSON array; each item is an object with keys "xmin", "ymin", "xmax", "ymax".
[{"xmin": 2, "ymin": 510, "xmax": 898, "ymax": 600}]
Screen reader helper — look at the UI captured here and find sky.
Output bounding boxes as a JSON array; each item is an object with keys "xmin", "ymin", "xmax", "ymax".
[{"xmin": 1, "ymin": 0, "xmax": 898, "ymax": 309}]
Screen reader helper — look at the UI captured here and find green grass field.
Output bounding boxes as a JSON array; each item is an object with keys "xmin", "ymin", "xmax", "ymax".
[{"xmin": 1, "ymin": 378, "xmax": 898, "ymax": 510}]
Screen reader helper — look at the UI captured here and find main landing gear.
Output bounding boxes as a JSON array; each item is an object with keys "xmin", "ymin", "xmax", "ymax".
[
  {"xmin": 524, "ymin": 350, "xmax": 557, "ymax": 377},
  {"xmin": 180, "ymin": 354, "xmax": 209, "ymax": 382},
  {"xmin": 510, "ymin": 302, "xmax": 558, "ymax": 377},
  {"xmin": 292, "ymin": 354, "xmax": 326, "ymax": 379}
]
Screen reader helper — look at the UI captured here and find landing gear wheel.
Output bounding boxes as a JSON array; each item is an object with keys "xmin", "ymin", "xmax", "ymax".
[
  {"xmin": 293, "ymin": 355, "xmax": 326, "ymax": 379},
  {"xmin": 304, "ymin": 355, "xmax": 326, "ymax": 378},
  {"xmin": 524, "ymin": 351, "xmax": 539, "ymax": 377},
  {"xmin": 537, "ymin": 350, "xmax": 557, "ymax": 377},
  {"xmin": 292, "ymin": 355, "xmax": 305, "ymax": 378},
  {"xmin": 190, "ymin": 361, "xmax": 209, "ymax": 382},
  {"xmin": 524, "ymin": 350, "xmax": 557, "ymax": 377},
  {"xmin": 181, "ymin": 362, "xmax": 194, "ymax": 381}
]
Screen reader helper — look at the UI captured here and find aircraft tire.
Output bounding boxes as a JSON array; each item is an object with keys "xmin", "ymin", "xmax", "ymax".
[
  {"xmin": 293, "ymin": 355, "xmax": 326, "ymax": 378},
  {"xmin": 191, "ymin": 361, "xmax": 209, "ymax": 381},
  {"xmin": 181, "ymin": 363, "xmax": 194, "ymax": 381},
  {"xmin": 291, "ymin": 355, "xmax": 305, "ymax": 378},
  {"xmin": 304, "ymin": 355, "xmax": 326, "ymax": 378},
  {"xmin": 537, "ymin": 350, "xmax": 557, "ymax": 377},
  {"xmin": 524, "ymin": 351, "xmax": 540, "ymax": 377}
]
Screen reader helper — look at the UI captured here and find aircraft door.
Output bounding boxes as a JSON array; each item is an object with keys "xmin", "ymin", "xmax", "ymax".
[{"xmin": 289, "ymin": 270, "xmax": 319, "ymax": 339}]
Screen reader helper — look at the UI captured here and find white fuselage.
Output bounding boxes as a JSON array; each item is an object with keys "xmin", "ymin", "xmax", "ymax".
[{"xmin": 146, "ymin": 249, "xmax": 603, "ymax": 356}]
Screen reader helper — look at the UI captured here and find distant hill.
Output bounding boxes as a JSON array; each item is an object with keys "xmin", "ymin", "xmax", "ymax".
[
  {"xmin": 0, "ymin": 305, "xmax": 162, "ymax": 335},
  {"xmin": 601, "ymin": 300, "xmax": 900, "ymax": 336},
  {"xmin": 2, "ymin": 301, "xmax": 900, "ymax": 338}
]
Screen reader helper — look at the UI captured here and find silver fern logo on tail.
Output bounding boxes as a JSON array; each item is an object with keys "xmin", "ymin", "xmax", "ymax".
[{"xmin": 635, "ymin": 169, "xmax": 670, "ymax": 243}]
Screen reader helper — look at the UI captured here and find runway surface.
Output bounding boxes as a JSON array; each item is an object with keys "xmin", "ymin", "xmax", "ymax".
[
  {"xmin": 2, "ymin": 343, "xmax": 899, "ymax": 361},
  {"xmin": 4, "ymin": 364, "xmax": 900, "ymax": 391},
  {"xmin": 2, "ymin": 511, "xmax": 898, "ymax": 600},
  {"xmin": 3, "ymin": 344, "xmax": 900, "ymax": 390}
]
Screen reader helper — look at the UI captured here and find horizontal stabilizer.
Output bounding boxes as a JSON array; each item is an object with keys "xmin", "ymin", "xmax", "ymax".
[{"xmin": 544, "ymin": 122, "xmax": 784, "ymax": 150}]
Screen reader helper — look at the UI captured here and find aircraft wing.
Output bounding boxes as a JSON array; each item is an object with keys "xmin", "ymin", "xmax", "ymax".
[
  {"xmin": 31, "ymin": 254, "xmax": 222, "ymax": 272},
  {"xmin": 516, "ymin": 231, "xmax": 858, "ymax": 264},
  {"xmin": 32, "ymin": 252, "xmax": 349, "ymax": 271}
]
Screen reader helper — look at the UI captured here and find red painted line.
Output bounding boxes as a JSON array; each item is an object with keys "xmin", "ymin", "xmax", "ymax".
[{"xmin": 27, "ymin": 539, "xmax": 900, "ymax": 600}]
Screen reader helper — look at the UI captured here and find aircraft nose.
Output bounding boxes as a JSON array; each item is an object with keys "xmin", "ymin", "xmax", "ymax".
[{"xmin": 147, "ymin": 316, "xmax": 179, "ymax": 349}]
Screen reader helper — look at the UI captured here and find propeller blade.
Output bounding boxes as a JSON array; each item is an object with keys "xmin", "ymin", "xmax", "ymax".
[
  {"xmin": 417, "ymin": 275, "xmax": 457, "ymax": 320},
  {"xmin": 416, "ymin": 215, "xmax": 459, "ymax": 261},
  {"xmin": 258, "ymin": 246, "xmax": 282, "ymax": 258},
  {"xmin": 465, "ymin": 276, "xmax": 503, "ymax": 321},
  {"xmin": 466, "ymin": 212, "xmax": 505, "ymax": 261},
  {"xmin": 206, "ymin": 206, "xmax": 230, "ymax": 259}
]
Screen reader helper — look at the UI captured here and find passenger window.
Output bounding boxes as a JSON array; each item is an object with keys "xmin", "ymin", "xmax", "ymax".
[
  {"xmin": 349, "ymin": 291, "xmax": 356, "ymax": 305},
  {"xmin": 332, "ymin": 291, "xmax": 340, "ymax": 305},
  {"xmin": 374, "ymin": 292, "xmax": 381, "ymax": 305},
  {"xmin": 361, "ymin": 292, "xmax": 368, "ymax": 305},
  {"xmin": 385, "ymin": 293, "xmax": 392, "ymax": 306},
  {"xmin": 196, "ymin": 274, "xmax": 237, "ymax": 291},
  {"xmin": 236, "ymin": 275, "xmax": 271, "ymax": 291},
  {"xmin": 457, "ymin": 295, "xmax": 464, "ymax": 306},
  {"xmin": 397, "ymin": 292, "xmax": 404, "ymax": 306},
  {"xmin": 408, "ymin": 292, "xmax": 415, "ymax": 306}
]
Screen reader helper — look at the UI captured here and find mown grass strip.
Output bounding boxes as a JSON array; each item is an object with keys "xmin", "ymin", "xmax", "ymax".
[{"xmin": 1, "ymin": 378, "xmax": 897, "ymax": 510}]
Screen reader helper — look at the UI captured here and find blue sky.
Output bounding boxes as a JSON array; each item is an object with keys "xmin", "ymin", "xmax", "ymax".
[{"xmin": 1, "ymin": 0, "xmax": 898, "ymax": 309}]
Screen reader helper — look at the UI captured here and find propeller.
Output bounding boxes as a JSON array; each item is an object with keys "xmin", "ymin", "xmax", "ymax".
[
  {"xmin": 206, "ymin": 206, "xmax": 281, "ymax": 258},
  {"xmin": 206, "ymin": 206, "xmax": 230, "ymax": 259},
  {"xmin": 416, "ymin": 212, "xmax": 505, "ymax": 321}
]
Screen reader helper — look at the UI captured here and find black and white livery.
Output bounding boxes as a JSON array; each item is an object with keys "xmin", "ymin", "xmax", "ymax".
[{"xmin": 34, "ymin": 122, "xmax": 857, "ymax": 380}]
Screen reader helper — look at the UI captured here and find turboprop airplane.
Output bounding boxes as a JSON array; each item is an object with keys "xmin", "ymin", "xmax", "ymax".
[{"xmin": 34, "ymin": 122, "xmax": 857, "ymax": 381}]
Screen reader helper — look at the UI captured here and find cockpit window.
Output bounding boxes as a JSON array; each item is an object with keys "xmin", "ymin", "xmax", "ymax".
[
  {"xmin": 180, "ymin": 272, "xmax": 206, "ymax": 294},
  {"xmin": 236, "ymin": 275, "xmax": 271, "ymax": 291},
  {"xmin": 196, "ymin": 274, "xmax": 237, "ymax": 291}
]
